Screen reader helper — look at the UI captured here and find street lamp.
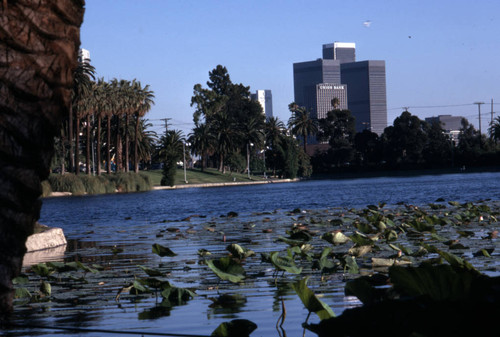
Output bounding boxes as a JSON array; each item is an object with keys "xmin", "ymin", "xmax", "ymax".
[
  {"xmin": 183, "ymin": 141, "xmax": 191, "ymax": 184},
  {"xmin": 261, "ymin": 144, "xmax": 269, "ymax": 179},
  {"xmin": 247, "ymin": 142, "xmax": 253, "ymax": 179}
]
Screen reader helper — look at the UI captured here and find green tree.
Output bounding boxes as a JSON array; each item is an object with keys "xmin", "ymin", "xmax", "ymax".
[
  {"xmin": 159, "ymin": 130, "xmax": 184, "ymax": 186},
  {"xmin": 318, "ymin": 101, "xmax": 356, "ymax": 167},
  {"xmin": 383, "ymin": 110, "xmax": 428, "ymax": 168},
  {"xmin": 354, "ymin": 129, "xmax": 382, "ymax": 167},
  {"xmin": 188, "ymin": 123, "xmax": 214, "ymax": 172},
  {"xmin": 423, "ymin": 120, "xmax": 452, "ymax": 168},
  {"xmin": 489, "ymin": 116, "xmax": 500, "ymax": 144},
  {"xmin": 265, "ymin": 117, "xmax": 286, "ymax": 176},
  {"xmin": 288, "ymin": 103, "xmax": 318, "ymax": 154}
]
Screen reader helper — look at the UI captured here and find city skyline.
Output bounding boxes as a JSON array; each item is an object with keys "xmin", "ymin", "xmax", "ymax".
[{"xmin": 80, "ymin": 0, "xmax": 500, "ymax": 136}]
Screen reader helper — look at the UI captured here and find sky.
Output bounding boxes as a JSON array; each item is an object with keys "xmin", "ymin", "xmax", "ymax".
[{"xmin": 80, "ymin": 0, "xmax": 500, "ymax": 136}]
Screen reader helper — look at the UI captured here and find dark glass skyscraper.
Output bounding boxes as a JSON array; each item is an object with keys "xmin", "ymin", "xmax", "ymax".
[
  {"xmin": 341, "ymin": 61, "xmax": 387, "ymax": 135},
  {"xmin": 293, "ymin": 42, "xmax": 387, "ymax": 135}
]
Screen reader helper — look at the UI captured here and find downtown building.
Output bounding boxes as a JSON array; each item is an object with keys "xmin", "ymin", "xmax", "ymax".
[
  {"xmin": 293, "ymin": 42, "xmax": 387, "ymax": 135},
  {"xmin": 250, "ymin": 90, "xmax": 273, "ymax": 119}
]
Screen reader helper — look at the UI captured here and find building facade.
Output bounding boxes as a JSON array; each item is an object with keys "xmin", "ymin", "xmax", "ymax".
[
  {"xmin": 250, "ymin": 90, "xmax": 273, "ymax": 119},
  {"xmin": 78, "ymin": 48, "xmax": 90, "ymax": 64},
  {"xmin": 340, "ymin": 60, "xmax": 387, "ymax": 135},
  {"xmin": 322, "ymin": 42, "xmax": 356, "ymax": 63},
  {"xmin": 425, "ymin": 115, "xmax": 464, "ymax": 143},
  {"xmin": 304, "ymin": 84, "xmax": 348, "ymax": 119}
]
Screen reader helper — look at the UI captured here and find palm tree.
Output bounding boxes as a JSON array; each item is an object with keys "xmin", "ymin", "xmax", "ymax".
[
  {"xmin": 0, "ymin": 0, "xmax": 84, "ymax": 314},
  {"xmin": 134, "ymin": 119, "xmax": 158, "ymax": 168},
  {"xmin": 265, "ymin": 117, "xmax": 286, "ymax": 177},
  {"xmin": 241, "ymin": 115, "xmax": 265, "ymax": 175},
  {"xmin": 71, "ymin": 61, "xmax": 95, "ymax": 173},
  {"xmin": 489, "ymin": 116, "xmax": 500, "ymax": 144},
  {"xmin": 133, "ymin": 82, "xmax": 154, "ymax": 173},
  {"xmin": 188, "ymin": 123, "xmax": 214, "ymax": 171},
  {"xmin": 211, "ymin": 111, "xmax": 239, "ymax": 173},
  {"xmin": 288, "ymin": 103, "xmax": 318, "ymax": 154}
]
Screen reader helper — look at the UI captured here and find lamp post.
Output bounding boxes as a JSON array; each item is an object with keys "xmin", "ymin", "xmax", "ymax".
[
  {"xmin": 247, "ymin": 142, "xmax": 253, "ymax": 179},
  {"xmin": 183, "ymin": 141, "xmax": 191, "ymax": 184},
  {"xmin": 261, "ymin": 145, "xmax": 269, "ymax": 179}
]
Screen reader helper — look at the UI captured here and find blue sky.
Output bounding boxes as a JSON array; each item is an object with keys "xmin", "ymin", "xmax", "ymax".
[{"xmin": 81, "ymin": 0, "xmax": 500, "ymax": 136}]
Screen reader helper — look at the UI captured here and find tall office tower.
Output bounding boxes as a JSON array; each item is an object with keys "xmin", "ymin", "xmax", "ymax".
[
  {"xmin": 78, "ymin": 48, "xmax": 90, "ymax": 64},
  {"xmin": 340, "ymin": 61, "xmax": 387, "ymax": 135},
  {"xmin": 293, "ymin": 59, "xmax": 341, "ymax": 107},
  {"xmin": 304, "ymin": 84, "xmax": 348, "ymax": 119},
  {"xmin": 251, "ymin": 90, "xmax": 273, "ymax": 119},
  {"xmin": 322, "ymin": 42, "xmax": 356, "ymax": 63}
]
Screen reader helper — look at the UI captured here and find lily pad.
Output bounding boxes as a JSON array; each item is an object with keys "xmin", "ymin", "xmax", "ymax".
[
  {"xmin": 206, "ymin": 257, "xmax": 246, "ymax": 283},
  {"xmin": 291, "ymin": 277, "xmax": 335, "ymax": 321},
  {"xmin": 269, "ymin": 251, "xmax": 302, "ymax": 274},
  {"xmin": 226, "ymin": 243, "xmax": 255, "ymax": 259},
  {"xmin": 211, "ymin": 319, "xmax": 257, "ymax": 337},
  {"xmin": 152, "ymin": 243, "xmax": 177, "ymax": 257}
]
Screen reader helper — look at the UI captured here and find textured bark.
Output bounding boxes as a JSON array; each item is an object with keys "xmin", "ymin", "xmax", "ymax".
[{"xmin": 0, "ymin": 0, "xmax": 84, "ymax": 317}]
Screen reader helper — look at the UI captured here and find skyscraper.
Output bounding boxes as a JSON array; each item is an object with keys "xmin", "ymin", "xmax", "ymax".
[
  {"xmin": 304, "ymin": 84, "xmax": 348, "ymax": 120},
  {"xmin": 251, "ymin": 90, "xmax": 273, "ymax": 119},
  {"xmin": 293, "ymin": 42, "xmax": 387, "ymax": 135},
  {"xmin": 341, "ymin": 61, "xmax": 387, "ymax": 135},
  {"xmin": 293, "ymin": 59, "xmax": 341, "ymax": 108},
  {"xmin": 322, "ymin": 42, "xmax": 356, "ymax": 63},
  {"xmin": 78, "ymin": 48, "xmax": 90, "ymax": 64}
]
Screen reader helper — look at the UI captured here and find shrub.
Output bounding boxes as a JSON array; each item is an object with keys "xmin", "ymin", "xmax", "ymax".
[
  {"xmin": 48, "ymin": 174, "xmax": 85, "ymax": 195},
  {"xmin": 41, "ymin": 180, "xmax": 52, "ymax": 198}
]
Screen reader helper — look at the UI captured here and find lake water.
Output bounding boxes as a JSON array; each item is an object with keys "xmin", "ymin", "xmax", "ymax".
[{"xmin": 10, "ymin": 171, "xmax": 500, "ymax": 336}]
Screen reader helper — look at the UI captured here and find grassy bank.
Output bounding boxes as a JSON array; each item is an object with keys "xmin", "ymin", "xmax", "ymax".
[
  {"xmin": 142, "ymin": 168, "xmax": 267, "ymax": 186},
  {"xmin": 43, "ymin": 168, "xmax": 270, "ymax": 196}
]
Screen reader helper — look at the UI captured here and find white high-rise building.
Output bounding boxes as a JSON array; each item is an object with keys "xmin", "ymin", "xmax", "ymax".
[
  {"xmin": 78, "ymin": 48, "xmax": 90, "ymax": 64},
  {"xmin": 251, "ymin": 90, "xmax": 273, "ymax": 119}
]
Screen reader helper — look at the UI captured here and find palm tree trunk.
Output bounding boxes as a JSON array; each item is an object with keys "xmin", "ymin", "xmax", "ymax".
[
  {"xmin": 97, "ymin": 115, "xmax": 102, "ymax": 175},
  {"xmin": 134, "ymin": 112, "xmax": 140, "ymax": 173},
  {"xmin": 116, "ymin": 115, "xmax": 122, "ymax": 172},
  {"xmin": 303, "ymin": 135, "xmax": 308, "ymax": 154},
  {"xmin": 86, "ymin": 113, "xmax": 91, "ymax": 175},
  {"xmin": 68, "ymin": 105, "xmax": 74, "ymax": 173},
  {"xmin": 124, "ymin": 113, "xmax": 130, "ymax": 172},
  {"xmin": 107, "ymin": 115, "xmax": 112, "ymax": 174},
  {"xmin": 75, "ymin": 115, "xmax": 80, "ymax": 175},
  {"xmin": 0, "ymin": 0, "xmax": 84, "ymax": 316}
]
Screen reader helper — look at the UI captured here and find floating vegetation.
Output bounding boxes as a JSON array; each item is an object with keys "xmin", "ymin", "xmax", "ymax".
[{"xmin": 12, "ymin": 200, "xmax": 500, "ymax": 336}]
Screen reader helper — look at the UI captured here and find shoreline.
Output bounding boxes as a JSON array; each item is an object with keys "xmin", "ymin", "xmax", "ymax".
[
  {"xmin": 152, "ymin": 178, "xmax": 299, "ymax": 190},
  {"xmin": 46, "ymin": 178, "xmax": 300, "ymax": 197}
]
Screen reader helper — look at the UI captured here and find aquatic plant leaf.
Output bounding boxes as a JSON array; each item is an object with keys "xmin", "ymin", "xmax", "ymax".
[
  {"xmin": 31, "ymin": 263, "xmax": 54, "ymax": 277},
  {"xmin": 12, "ymin": 275, "xmax": 29, "ymax": 285},
  {"xmin": 198, "ymin": 248, "xmax": 212, "ymax": 256},
  {"xmin": 40, "ymin": 281, "xmax": 51, "ymax": 296},
  {"xmin": 345, "ymin": 276, "xmax": 381, "ymax": 305},
  {"xmin": 348, "ymin": 245, "xmax": 372, "ymax": 257},
  {"xmin": 277, "ymin": 236, "xmax": 306, "ymax": 246},
  {"xmin": 423, "ymin": 244, "xmax": 478, "ymax": 273},
  {"xmin": 152, "ymin": 243, "xmax": 177, "ymax": 257},
  {"xmin": 139, "ymin": 277, "xmax": 170, "ymax": 290},
  {"xmin": 47, "ymin": 261, "xmax": 78, "ymax": 273},
  {"xmin": 321, "ymin": 231, "xmax": 350, "ymax": 245},
  {"xmin": 291, "ymin": 277, "xmax": 335, "ymax": 320},
  {"xmin": 343, "ymin": 255, "xmax": 359, "ymax": 274},
  {"xmin": 137, "ymin": 265, "xmax": 164, "ymax": 277},
  {"xmin": 208, "ymin": 293, "xmax": 247, "ymax": 309},
  {"xmin": 211, "ymin": 319, "xmax": 257, "ymax": 337},
  {"xmin": 270, "ymin": 251, "xmax": 302, "ymax": 274},
  {"xmin": 226, "ymin": 243, "xmax": 255, "ymax": 259},
  {"xmin": 161, "ymin": 286, "xmax": 196, "ymax": 306},
  {"xmin": 138, "ymin": 305, "xmax": 171, "ymax": 320},
  {"xmin": 349, "ymin": 232, "xmax": 374, "ymax": 246},
  {"xmin": 472, "ymin": 248, "xmax": 493, "ymax": 257},
  {"xmin": 15, "ymin": 287, "xmax": 31, "ymax": 299},
  {"xmin": 372, "ymin": 257, "xmax": 412, "ymax": 267},
  {"xmin": 316, "ymin": 247, "xmax": 337, "ymax": 273},
  {"xmin": 206, "ymin": 257, "xmax": 246, "ymax": 283},
  {"xmin": 389, "ymin": 264, "xmax": 478, "ymax": 301},
  {"xmin": 76, "ymin": 261, "xmax": 99, "ymax": 274}
]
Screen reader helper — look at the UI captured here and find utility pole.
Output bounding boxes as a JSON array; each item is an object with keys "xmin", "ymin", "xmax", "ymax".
[
  {"xmin": 160, "ymin": 118, "xmax": 171, "ymax": 134},
  {"xmin": 491, "ymin": 99, "xmax": 494, "ymax": 138},
  {"xmin": 474, "ymin": 102, "xmax": 484, "ymax": 135}
]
